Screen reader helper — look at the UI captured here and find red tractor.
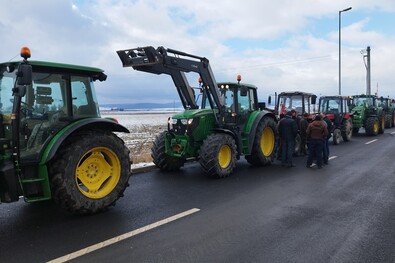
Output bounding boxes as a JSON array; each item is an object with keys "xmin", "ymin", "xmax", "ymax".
[{"xmin": 319, "ymin": 95, "xmax": 353, "ymax": 145}]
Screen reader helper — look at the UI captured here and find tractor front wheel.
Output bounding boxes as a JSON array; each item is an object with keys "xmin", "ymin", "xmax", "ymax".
[
  {"xmin": 245, "ymin": 117, "xmax": 277, "ymax": 165},
  {"xmin": 378, "ymin": 114, "xmax": 385, "ymax": 134},
  {"xmin": 333, "ymin": 129, "xmax": 341, "ymax": 145},
  {"xmin": 341, "ymin": 119, "xmax": 352, "ymax": 142},
  {"xmin": 151, "ymin": 132, "xmax": 185, "ymax": 171},
  {"xmin": 365, "ymin": 117, "xmax": 379, "ymax": 136},
  {"xmin": 385, "ymin": 114, "xmax": 392, "ymax": 128},
  {"xmin": 199, "ymin": 134, "xmax": 237, "ymax": 178},
  {"xmin": 49, "ymin": 130, "xmax": 131, "ymax": 214}
]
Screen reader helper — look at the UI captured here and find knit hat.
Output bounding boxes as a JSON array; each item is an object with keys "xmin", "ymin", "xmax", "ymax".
[
  {"xmin": 314, "ymin": 115, "xmax": 322, "ymax": 121},
  {"xmin": 286, "ymin": 111, "xmax": 293, "ymax": 116}
]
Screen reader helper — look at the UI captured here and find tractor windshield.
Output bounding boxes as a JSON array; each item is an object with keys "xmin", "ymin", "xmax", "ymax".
[
  {"xmin": 320, "ymin": 98, "xmax": 341, "ymax": 114},
  {"xmin": 353, "ymin": 97, "xmax": 374, "ymax": 107},
  {"xmin": 0, "ymin": 67, "xmax": 16, "ymax": 115}
]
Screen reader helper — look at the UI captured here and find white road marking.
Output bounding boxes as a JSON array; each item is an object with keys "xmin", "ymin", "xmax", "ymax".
[
  {"xmin": 310, "ymin": 156, "xmax": 337, "ymax": 167},
  {"xmin": 391, "ymin": 131, "xmax": 395, "ymax": 135},
  {"xmin": 365, "ymin": 139, "xmax": 378, "ymax": 145},
  {"xmin": 47, "ymin": 208, "xmax": 200, "ymax": 263}
]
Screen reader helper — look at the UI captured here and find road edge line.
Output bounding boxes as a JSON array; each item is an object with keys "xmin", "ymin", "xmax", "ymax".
[{"xmin": 47, "ymin": 208, "xmax": 200, "ymax": 263}]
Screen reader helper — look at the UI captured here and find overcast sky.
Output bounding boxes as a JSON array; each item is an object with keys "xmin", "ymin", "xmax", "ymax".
[{"xmin": 1, "ymin": 0, "xmax": 395, "ymax": 105}]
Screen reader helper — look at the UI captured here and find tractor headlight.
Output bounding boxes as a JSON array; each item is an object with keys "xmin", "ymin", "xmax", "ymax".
[
  {"xmin": 187, "ymin": 119, "xmax": 193, "ymax": 125},
  {"xmin": 172, "ymin": 118, "xmax": 178, "ymax": 125},
  {"xmin": 180, "ymin": 119, "xmax": 188, "ymax": 125}
]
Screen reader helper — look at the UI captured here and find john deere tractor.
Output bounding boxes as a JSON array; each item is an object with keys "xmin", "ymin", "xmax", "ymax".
[
  {"xmin": 377, "ymin": 96, "xmax": 395, "ymax": 128},
  {"xmin": 318, "ymin": 95, "xmax": 353, "ymax": 145},
  {"xmin": 117, "ymin": 46, "xmax": 278, "ymax": 178},
  {"xmin": 350, "ymin": 94, "xmax": 385, "ymax": 136},
  {"xmin": 0, "ymin": 47, "xmax": 131, "ymax": 214}
]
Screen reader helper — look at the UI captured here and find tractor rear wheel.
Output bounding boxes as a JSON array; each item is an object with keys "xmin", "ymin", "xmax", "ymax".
[
  {"xmin": 151, "ymin": 131, "xmax": 185, "ymax": 171},
  {"xmin": 199, "ymin": 133, "xmax": 237, "ymax": 178},
  {"xmin": 49, "ymin": 130, "xmax": 131, "ymax": 214},
  {"xmin": 245, "ymin": 117, "xmax": 277, "ymax": 165},
  {"xmin": 365, "ymin": 117, "xmax": 379, "ymax": 136},
  {"xmin": 341, "ymin": 118, "xmax": 352, "ymax": 142},
  {"xmin": 385, "ymin": 114, "xmax": 392, "ymax": 128},
  {"xmin": 333, "ymin": 129, "xmax": 341, "ymax": 145}
]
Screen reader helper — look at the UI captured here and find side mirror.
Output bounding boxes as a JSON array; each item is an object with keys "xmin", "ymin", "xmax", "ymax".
[
  {"xmin": 240, "ymin": 87, "xmax": 248, "ymax": 97},
  {"xmin": 311, "ymin": 95, "xmax": 317, "ymax": 105},
  {"xmin": 13, "ymin": 63, "xmax": 32, "ymax": 97},
  {"xmin": 268, "ymin": 96, "xmax": 272, "ymax": 104},
  {"xmin": 16, "ymin": 63, "xmax": 32, "ymax": 87}
]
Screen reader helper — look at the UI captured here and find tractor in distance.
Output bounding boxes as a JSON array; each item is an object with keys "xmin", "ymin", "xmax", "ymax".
[
  {"xmin": 117, "ymin": 46, "xmax": 278, "ymax": 178},
  {"xmin": 377, "ymin": 96, "xmax": 395, "ymax": 128},
  {"xmin": 349, "ymin": 94, "xmax": 385, "ymax": 136},
  {"xmin": 318, "ymin": 95, "xmax": 353, "ymax": 145},
  {"xmin": 0, "ymin": 47, "xmax": 131, "ymax": 214},
  {"xmin": 267, "ymin": 91, "xmax": 317, "ymax": 155}
]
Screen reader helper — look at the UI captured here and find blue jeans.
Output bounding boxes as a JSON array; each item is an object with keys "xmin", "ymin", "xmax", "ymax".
[{"xmin": 307, "ymin": 139, "xmax": 324, "ymax": 167}]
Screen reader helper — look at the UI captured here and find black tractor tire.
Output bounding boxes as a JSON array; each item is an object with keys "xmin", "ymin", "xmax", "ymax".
[
  {"xmin": 341, "ymin": 118, "xmax": 352, "ymax": 142},
  {"xmin": 245, "ymin": 117, "xmax": 278, "ymax": 165},
  {"xmin": 199, "ymin": 133, "xmax": 237, "ymax": 178},
  {"xmin": 49, "ymin": 130, "xmax": 131, "ymax": 215},
  {"xmin": 151, "ymin": 131, "xmax": 185, "ymax": 171},
  {"xmin": 378, "ymin": 114, "xmax": 385, "ymax": 134},
  {"xmin": 365, "ymin": 117, "xmax": 379, "ymax": 136},
  {"xmin": 385, "ymin": 114, "xmax": 392, "ymax": 128},
  {"xmin": 333, "ymin": 128, "xmax": 341, "ymax": 145}
]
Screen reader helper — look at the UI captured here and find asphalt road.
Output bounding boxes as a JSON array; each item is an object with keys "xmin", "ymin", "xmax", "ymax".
[{"xmin": 1, "ymin": 129, "xmax": 395, "ymax": 263}]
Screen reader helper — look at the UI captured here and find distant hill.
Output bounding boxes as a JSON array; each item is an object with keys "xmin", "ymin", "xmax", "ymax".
[{"xmin": 100, "ymin": 102, "xmax": 183, "ymax": 111}]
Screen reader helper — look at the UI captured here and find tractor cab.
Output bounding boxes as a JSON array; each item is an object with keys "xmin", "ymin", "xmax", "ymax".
[
  {"xmin": 318, "ymin": 96, "xmax": 353, "ymax": 144},
  {"xmin": 274, "ymin": 91, "xmax": 317, "ymax": 119}
]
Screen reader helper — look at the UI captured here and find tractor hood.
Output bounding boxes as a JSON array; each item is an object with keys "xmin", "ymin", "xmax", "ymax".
[{"xmin": 172, "ymin": 108, "xmax": 216, "ymax": 119}]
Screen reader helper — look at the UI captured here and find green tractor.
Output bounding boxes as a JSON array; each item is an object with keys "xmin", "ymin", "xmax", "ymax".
[
  {"xmin": 377, "ymin": 97, "xmax": 395, "ymax": 128},
  {"xmin": 0, "ymin": 47, "xmax": 131, "ymax": 214},
  {"xmin": 350, "ymin": 94, "xmax": 385, "ymax": 136},
  {"xmin": 117, "ymin": 46, "xmax": 278, "ymax": 178}
]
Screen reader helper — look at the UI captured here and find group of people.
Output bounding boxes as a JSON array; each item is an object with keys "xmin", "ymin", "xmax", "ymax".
[{"xmin": 277, "ymin": 110, "xmax": 332, "ymax": 169}]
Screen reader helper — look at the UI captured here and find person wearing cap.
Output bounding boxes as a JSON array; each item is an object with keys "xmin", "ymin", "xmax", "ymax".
[
  {"xmin": 277, "ymin": 111, "xmax": 298, "ymax": 167},
  {"xmin": 306, "ymin": 114, "xmax": 328, "ymax": 169}
]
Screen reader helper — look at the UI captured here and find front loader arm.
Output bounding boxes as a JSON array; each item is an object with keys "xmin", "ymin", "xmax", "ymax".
[{"xmin": 117, "ymin": 46, "xmax": 225, "ymax": 125}]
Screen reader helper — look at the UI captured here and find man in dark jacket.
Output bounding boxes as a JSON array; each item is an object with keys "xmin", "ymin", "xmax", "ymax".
[
  {"xmin": 278, "ymin": 111, "xmax": 298, "ymax": 167},
  {"xmin": 299, "ymin": 113, "xmax": 309, "ymax": 156},
  {"xmin": 306, "ymin": 114, "xmax": 328, "ymax": 169}
]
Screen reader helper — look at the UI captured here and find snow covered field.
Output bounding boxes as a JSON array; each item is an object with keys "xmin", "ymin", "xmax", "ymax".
[{"xmin": 101, "ymin": 111, "xmax": 178, "ymax": 164}]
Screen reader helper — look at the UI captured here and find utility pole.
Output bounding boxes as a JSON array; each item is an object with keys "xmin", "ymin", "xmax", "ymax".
[{"xmin": 361, "ymin": 46, "xmax": 371, "ymax": 95}]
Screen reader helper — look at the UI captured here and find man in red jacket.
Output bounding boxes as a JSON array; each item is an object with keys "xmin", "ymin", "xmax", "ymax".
[{"xmin": 306, "ymin": 115, "xmax": 328, "ymax": 169}]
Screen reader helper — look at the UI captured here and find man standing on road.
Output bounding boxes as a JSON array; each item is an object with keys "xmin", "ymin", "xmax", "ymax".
[
  {"xmin": 299, "ymin": 112, "xmax": 309, "ymax": 156},
  {"xmin": 321, "ymin": 112, "xmax": 332, "ymax": 165},
  {"xmin": 306, "ymin": 115, "xmax": 328, "ymax": 169},
  {"xmin": 278, "ymin": 111, "xmax": 298, "ymax": 167}
]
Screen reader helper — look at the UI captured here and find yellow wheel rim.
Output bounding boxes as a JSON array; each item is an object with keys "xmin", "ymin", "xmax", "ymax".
[
  {"xmin": 381, "ymin": 116, "xmax": 385, "ymax": 130},
  {"xmin": 218, "ymin": 144, "xmax": 232, "ymax": 169},
  {"xmin": 76, "ymin": 147, "xmax": 121, "ymax": 199},
  {"xmin": 260, "ymin": 127, "xmax": 275, "ymax": 157},
  {"xmin": 373, "ymin": 120, "xmax": 379, "ymax": 134}
]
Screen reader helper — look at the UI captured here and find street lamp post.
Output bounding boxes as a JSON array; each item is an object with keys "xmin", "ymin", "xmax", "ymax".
[{"xmin": 338, "ymin": 7, "xmax": 352, "ymax": 95}]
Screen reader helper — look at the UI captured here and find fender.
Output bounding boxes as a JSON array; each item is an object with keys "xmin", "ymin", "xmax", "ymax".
[
  {"xmin": 40, "ymin": 118, "xmax": 129, "ymax": 165},
  {"xmin": 247, "ymin": 111, "xmax": 277, "ymax": 153}
]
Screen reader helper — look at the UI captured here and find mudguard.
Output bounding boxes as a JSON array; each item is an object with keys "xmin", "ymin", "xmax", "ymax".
[{"xmin": 40, "ymin": 118, "xmax": 129, "ymax": 164}]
